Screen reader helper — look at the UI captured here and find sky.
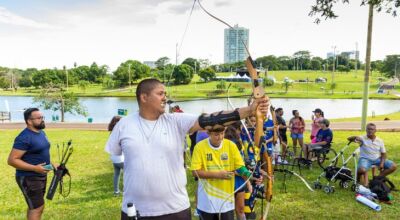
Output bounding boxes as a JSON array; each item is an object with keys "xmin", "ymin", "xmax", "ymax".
[{"xmin": 0, "ymin": 0, "xmax": 399, "ymax": 70}]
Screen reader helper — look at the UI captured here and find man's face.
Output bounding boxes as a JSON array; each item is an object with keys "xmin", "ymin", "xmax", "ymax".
[
  {"xmin": 141, "ymin": 84, "xmax": 167, "ymax": 114},
  {"xmin": 208, "ymin": 130, "xmax": 225, "ymax": 147},
  {"xmin": 29, "ymin": 111, "xmax": 45, "ymax": 130},
  {"xmin": 318, "ymin": 122, "xmax": 326, "ymax": 129},
  {"xmin": 278, "ymin": 110, "xmax": 283, "ymax": 116},
  {"xmin": 366, "ymin": 125, "xmax": 376, "ymax": 136}
]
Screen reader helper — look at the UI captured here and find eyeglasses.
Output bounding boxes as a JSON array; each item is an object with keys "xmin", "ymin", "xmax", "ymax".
[{"xmin": 30, "ymin": 116, "xmax": 45, "ymax": 120}]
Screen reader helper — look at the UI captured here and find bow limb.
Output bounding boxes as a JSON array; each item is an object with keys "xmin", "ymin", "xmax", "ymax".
[{"xmin": 245, "ymin": 57, "xmax": 273, "ymax": 220}]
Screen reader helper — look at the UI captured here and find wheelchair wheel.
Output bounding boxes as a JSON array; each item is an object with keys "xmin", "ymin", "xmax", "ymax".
[{"xmin": 317, "ymin": 148, "xmax": 338, "ymax": 169}]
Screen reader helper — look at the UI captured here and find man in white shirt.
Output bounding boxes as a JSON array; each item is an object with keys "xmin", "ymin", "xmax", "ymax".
[
  {"xmin": 348, "ymin": 123, "xmax": 397, "ymax": 186},
  {"xmin": 105, "ymin": 78, "xmax": 269, "ymax": 220}
]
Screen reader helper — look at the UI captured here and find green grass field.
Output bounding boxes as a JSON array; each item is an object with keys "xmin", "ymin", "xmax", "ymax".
[
  {"xmin": 1, "ymin": 129, "xmax": 399, "ymax": 219},
  {"xmin": 1, "ymin": 70, "xmax": 399, "ymax": 100}
]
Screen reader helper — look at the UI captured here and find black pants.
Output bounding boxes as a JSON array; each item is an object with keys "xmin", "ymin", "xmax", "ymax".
[
  {"xmin": 198, "ymin": 209, "xmax": 234, "ymax": 220},
  {"xmin": 121, "ymin": 208, "xmax": 191, "ymax": 220}
]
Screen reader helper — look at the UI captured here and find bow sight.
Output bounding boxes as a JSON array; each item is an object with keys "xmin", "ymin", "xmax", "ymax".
[{"xmin": 46, "ymin": 139, "xmax": 73, "ymax": 200}]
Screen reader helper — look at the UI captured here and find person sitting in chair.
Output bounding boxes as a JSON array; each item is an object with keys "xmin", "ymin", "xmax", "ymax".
[
  {"xmin": 348, "ymin": 123, "xmax": 397, "ymax": 186},
  {"xmin": 303, "ymin": 119, "xmax": 333, "ymax": 160}
]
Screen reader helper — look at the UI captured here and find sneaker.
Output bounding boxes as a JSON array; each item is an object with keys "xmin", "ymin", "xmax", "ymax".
[
  {"xmin": 114, "ymin": 191, "xmax": 121, "ymax": 196},
  {"xmin": 282, "ymin": 160, "xmax": 289, "ymax": 165}
]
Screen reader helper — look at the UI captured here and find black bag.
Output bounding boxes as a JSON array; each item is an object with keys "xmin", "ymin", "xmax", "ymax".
[
  {"xmin": 325, "ymin": 166, "xmax": 352, "ymax": 181},
  {"xmin": 369, "ymin": 176, "xmax": 396, "ymax": 201}
]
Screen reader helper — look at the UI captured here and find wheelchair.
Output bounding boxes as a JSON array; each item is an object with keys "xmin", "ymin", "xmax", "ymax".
[{"xmin": 298, "ymin": 144, "xmax": 338, "ymax": 169}]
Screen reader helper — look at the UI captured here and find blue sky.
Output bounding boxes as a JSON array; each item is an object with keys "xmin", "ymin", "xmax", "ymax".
[{"xmin": 0, "ymin": 0, "xmax": 399, "ymax": 70}]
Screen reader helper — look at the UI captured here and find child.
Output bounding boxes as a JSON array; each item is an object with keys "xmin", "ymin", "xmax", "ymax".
[{"xmin": 191, "ymin": 127, "xmax": 254, "ymax": 220}]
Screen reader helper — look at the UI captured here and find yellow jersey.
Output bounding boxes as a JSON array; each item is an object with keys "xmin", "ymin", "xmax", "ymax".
[{"xmin": 191, "ymin": 138, "xmax": 244, "ymax": 213}]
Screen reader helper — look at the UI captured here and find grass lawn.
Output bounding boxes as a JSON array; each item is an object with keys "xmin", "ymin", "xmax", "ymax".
[
  {"xmin": 1, "ymin": 129, "xmax": 399, "ymax": 219},
  {"xmin": 1, "ymin": 70, "xmax": 399, "ymax": 100}
]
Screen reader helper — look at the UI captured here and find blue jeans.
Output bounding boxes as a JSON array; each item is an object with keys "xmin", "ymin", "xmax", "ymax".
[
  {"xmin": 113, "ymin": 162, "xmax": 124, "ymax": 193},
  {"xmin": 358, "ymin": 157, "xmax": 394, "ymax": 171}
]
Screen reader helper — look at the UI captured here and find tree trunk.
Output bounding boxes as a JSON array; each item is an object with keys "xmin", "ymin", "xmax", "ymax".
[{"xmin": 361, "ymin": 3, "xmax": 374, "ymax": 130}]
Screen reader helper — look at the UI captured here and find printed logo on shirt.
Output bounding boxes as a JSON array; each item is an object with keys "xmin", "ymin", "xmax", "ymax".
[
  {"xmin": 220, "ymin": 152, "xmax": 228, "ymax": 161},
  {"xmin": 206, "ymin": 153, "xmax": 213, "ymax": 161}
]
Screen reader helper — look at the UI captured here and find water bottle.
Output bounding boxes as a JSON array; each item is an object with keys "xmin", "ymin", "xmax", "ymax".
[{"xmin": 127, "ymin": 203, "xmax": 137, "ymax": 220}]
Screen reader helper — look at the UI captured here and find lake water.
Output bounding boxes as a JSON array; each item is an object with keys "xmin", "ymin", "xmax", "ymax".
[{"xmin": 0, "ymin": 96, "xmax": 399, "ymax": 123}]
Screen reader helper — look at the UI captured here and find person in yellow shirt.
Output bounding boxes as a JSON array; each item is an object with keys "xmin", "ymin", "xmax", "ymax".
[{"xmin": 191, "ymin": 127, "xmax": 255, "ymax": 220}]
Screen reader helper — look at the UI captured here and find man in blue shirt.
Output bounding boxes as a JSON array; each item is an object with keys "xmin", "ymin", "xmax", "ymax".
[
  {"xmin": 8, "ymin": 108, "xmax": 52, "ymax": 220},
  {"xmin": 303, "ymin": 119, "xmax": 333, "ymax": 160}
]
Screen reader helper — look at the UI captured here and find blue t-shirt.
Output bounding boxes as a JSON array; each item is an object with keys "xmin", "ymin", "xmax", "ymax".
[
  {"xmin": 13, "ymin": 128, "xmax": 51, "ymax": 176},
  {"xmin": 315, "ymin": 128, "xmax": 333, "ymax": 146},
  {"xmin": 262, "ymin": 119, "xmax": 274, "ymax": 154}
]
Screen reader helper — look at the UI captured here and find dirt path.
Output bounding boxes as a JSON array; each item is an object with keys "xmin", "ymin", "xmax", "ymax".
[{"xmin": 1, "ymin": 120, "xmax": 399, "ymax": 131}]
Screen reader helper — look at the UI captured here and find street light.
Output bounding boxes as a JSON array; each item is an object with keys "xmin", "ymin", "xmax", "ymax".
[
  {"xmin": 63, "ymin": 65, "xmax": 68, "ymax": 91},
  {"xmin": 128, "ymin": 63, "xmax": 131, "ymax": 88}
]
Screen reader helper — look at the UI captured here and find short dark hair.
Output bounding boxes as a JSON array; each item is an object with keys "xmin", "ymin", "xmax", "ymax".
[
  {"xmin": 275, "ymin": 108, "xmax": 283, "ymax": 112},
  {"xmin": 207, "ymin": 127, "xmax": 226, "ymax": 133},
  {"xmin": 108, "ymin": 116, "xmax": 122, "ymax": 131},
  {"xmin": 24, "ymin": 108, "xmax": 39, "ymax": 124},
  {"xmin": 136, "ymin": 78, "xmax": 162, "ymax": 105},
  {"xmin": 292, "ymin": 110, "xmax": 298, "ymax": 116},
  {"xmin": 366, "ymin": 123, "xmax": 376, "ymax": 128},
  {"xmin": 319, "ymin": 119, "xmax": 330, "ymax": 127}
]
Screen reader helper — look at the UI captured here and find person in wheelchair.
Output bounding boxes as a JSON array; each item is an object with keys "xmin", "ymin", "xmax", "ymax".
[{"xmin": 303, "ymin": 119, "xmax": 333, "ymax": 161}]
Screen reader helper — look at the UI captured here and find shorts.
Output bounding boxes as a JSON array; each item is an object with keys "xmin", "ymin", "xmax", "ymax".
[
  {"xmin": 121, "ymin": 208, "xmax": 191, "ymax": 220},
  {"xmin": 358, "ymin": 157, "xmax": 395, "ymax": 171},
  {"xmin": 198, "ymin": 209, "xmax": 234, "ymax": 220},
  {"xmin": 280, "ymin": 133, "xmax": 288, "ymax": 143},
  {"xmin": 291, "ymin": 133, "xmax": 303, "ymax": 139},
  {"xmin": 16, "ymin": 175, "xmax": 47, "ymax": 210}
]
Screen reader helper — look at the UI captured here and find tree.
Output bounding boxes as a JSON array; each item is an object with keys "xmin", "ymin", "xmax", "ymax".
[
  {"xmin": 371, "ymin": 59, "xmax": 384, "ymax": 72},
  {"xmin": 309, "ymin": 0, "xmax": 400, "ymax": 130},
  {"xmin": 113, "ymin": 60, "xmax": 150, "ymax": 86},
  {"xmin": 88, "ymin": 62, "xmax": 108, "ymax": 83},
  {"xmin": 157, "ymin": 64, "xmax": 175, "ymax": 83},
  {"xmin": 380, "ymin": 55, "xmax": 400, "ymax": 78},
  {"xmin": 78, "ymin": 80, "xmax": 90, "ymax": 93},
  {"xmin": 256, "ymin": 55, "xmax": 280, "ymax": 70},
  {"xmin": 182, "ymin": 58, "xmax": 200, "ymax": 73},
  {"xmin": 32, "ymin": 69, "xmax": 62, "ymax": 88},
  {"xmin": 281, "ymin": 78, "xmax": 293, "ymax": 94},
  {"xmin": 155, "ymin": 57, "xmax": 170, "ymax": 70},
  {"xmin": 293, "ymin": 51, "xmax": 312, "ymax": 70},
  {"xmin": 102, "ymin": 75, "xmax": 115, "ymax": 89},
  {"xmin": 198, "ymin": 67, "xmax": 216, "ymax": 82},
  {"xmin": 172, "ymin": 64, "xmax": 194, "ymax": 85},
  {"xmin": 33, "ymin": 84, "xmax": 87, "ymax": 122},
  {"xmin": 311, "ymin": 57, "xmax": 324, "ymax": 70}
]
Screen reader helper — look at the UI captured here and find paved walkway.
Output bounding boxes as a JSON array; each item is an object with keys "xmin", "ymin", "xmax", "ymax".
[{"xmin": 1, "ymin": 120, "xmax": 399, "ymax": 131}]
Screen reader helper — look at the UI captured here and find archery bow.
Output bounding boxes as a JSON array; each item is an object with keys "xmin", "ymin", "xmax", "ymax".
[{"xmin": 196, "ymin": 1, "xmax": 273, "ymax": 219}]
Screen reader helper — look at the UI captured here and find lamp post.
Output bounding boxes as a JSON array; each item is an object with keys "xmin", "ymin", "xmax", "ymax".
[
  {"xmin": 64, "ymin": 65, "xmax": 68, "ymax": 91},
  {"xmin": 332, "ymin": 46, "xmax": 337, "ymax": 84},
  {"xmin": 128, "ymin": 63, "xmax": 131, "ymax": 88}
]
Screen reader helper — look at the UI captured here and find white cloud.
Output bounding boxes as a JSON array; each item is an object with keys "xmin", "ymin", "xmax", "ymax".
[{"xmin": 0, "ymin": 6, "xmax": 53, "ymax": 29}]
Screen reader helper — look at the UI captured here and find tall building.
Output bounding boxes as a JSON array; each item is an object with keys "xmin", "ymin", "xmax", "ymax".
[{"xmin": 224, "ymin": 24, "xmax": 249, "ymax": 64}]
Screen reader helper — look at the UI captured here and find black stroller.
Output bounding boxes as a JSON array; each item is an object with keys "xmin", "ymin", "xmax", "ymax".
[{"xmin": 313, "ymin": 142, "xmax": 359, "ymax": 193}]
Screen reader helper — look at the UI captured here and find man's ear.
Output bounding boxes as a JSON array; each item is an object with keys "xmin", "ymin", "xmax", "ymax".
[{"xmin": 140, "ymin": 93, "xmax": 147, "ymax": 103}]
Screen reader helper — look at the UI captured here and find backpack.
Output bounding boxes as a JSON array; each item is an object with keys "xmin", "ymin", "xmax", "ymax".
[{"xmin": 369, "ymin": 176, "xmax": 396, "ymax": 201}]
